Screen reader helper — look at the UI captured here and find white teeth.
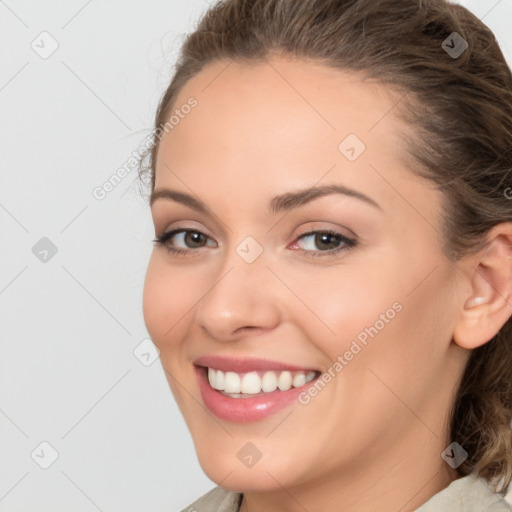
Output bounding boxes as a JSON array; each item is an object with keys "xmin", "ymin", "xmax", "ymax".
[
  {"xmin": 224, "ymin": 372, "xmax": 241, "ymax": 393},
  {"xmin": 241, "ymin": 372, "xmax": 260, "ymax": 394},
  {"xmin": 277, "ymin": 370, "xmax": 292, "ymax": 391},
  {"xmin": 208, "ymin": 369, "xmax": 216, "ymax": 388},
  {"xmin": 206, "ymin": 367, "xmax": 317, "ymax": 396},
  {"xmin": 261, "ymin": 371, "xmax": 277, "ymax": 392},
  {"xmin": 214, "ymin": 369, "xmax": 224, "ymax": 390},
  {"xmin": 292, "ymin": 373, "xmax": 306, "ymax": 388}
]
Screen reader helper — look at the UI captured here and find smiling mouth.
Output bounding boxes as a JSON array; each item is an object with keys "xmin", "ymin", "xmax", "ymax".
[{"xmin": 201, "ymin": 366, "xmax": 321, "ymax": 398}]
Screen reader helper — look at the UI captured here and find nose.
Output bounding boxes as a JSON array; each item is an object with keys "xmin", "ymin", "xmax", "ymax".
[{"xmin": 195, "ymin": 248, "xmax": 282, "ymax": 342}]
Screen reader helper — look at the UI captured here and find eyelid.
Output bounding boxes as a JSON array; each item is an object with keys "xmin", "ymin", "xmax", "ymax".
[
  {"xmin": 291, "ymin": 229, "xmax": 356, "ymax": 252},
  {"xmin": 156, "ymin": 227, "xmax": 216, "ymax": 247},
  {"xmin": 156, "ymin": 221, "xmax": 216, "ymax": 241},
  {"xmin": 294, "ymin": 222, "xmax": 356, "ymax": 240}
]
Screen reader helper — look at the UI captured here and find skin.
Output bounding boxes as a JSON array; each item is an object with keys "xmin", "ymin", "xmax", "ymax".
[{"xmin": 143, "ymin": 55, "xmax": 512, "ymax": 511}]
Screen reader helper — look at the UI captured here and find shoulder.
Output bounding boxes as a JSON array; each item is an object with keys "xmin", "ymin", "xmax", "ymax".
[
  {"xmin": 176, "ymin": 476, "xmax": 512, "ymax": 512},
  {"xmin": 415, "ymin": 474, "xmax": 512, "ymax": 511},
  {"xmin": 178, "ymin": 486, "xmax": 243, "ymax": 512}
]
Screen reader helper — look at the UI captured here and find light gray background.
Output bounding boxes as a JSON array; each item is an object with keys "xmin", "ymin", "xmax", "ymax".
[{"xmin": 1, "ymin": 1, "xmax": 512, "ymax": 510}]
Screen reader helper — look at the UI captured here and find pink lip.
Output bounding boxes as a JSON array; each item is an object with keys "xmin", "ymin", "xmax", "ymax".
[
  {"xmin": 193, "ymin": 357, "xmax": 320, "ymax": 423},
  {"xmin": 194, "ymin": 355, "xmax": 318, "ymax": 373}
]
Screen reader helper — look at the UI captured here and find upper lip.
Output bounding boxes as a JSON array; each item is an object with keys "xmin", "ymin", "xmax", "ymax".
[{"xmin": 194, "ymin": 355, "xmax": 319, "ymax": 373}]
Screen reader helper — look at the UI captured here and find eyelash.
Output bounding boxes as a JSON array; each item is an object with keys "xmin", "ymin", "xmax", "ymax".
[{"xmin": 152, "ymin": 228, "xmax": 357, "ymax": 258}]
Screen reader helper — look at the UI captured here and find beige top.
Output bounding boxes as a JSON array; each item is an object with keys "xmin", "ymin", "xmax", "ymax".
[{"xmin": 180, "ymin": 474, "xmax": 512, "ymax": 511}]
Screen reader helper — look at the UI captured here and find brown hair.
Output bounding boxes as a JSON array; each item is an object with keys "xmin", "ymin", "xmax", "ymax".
[{"xmin": 139, "ymin": 0, "xmax": 512, "ymax": 494}]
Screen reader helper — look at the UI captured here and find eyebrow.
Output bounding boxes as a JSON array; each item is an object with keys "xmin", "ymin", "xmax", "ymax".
[{"xmin": 150, "ymin": 183, "xmax": 382, "ymax": 214}]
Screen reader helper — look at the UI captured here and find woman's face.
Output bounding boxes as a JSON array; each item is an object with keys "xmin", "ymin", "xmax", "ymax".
[{"xmin": 143, "ymin": 57, "xmax": 468, "ymax": 496}]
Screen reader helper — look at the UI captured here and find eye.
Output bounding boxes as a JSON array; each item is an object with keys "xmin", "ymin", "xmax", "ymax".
[
  {"xmin": 153, "ymin": 227, "xmax": 357, "ymax": 258},
  {"xmin": 153, "ymin": 228, "xmax": 216, "ymax": 255},
  {"xmin": 292, "ymin": 230, "xmax": 357, "ymax": 258}
]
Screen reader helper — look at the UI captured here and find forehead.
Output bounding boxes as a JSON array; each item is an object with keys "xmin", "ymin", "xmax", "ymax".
[
  {"xmin": 160, "ymin": 57, "xmax": 404, "ymax": 154},
  {"xmin": 154, "ymin": 56, "xmax": 434, "ymax": 218}
]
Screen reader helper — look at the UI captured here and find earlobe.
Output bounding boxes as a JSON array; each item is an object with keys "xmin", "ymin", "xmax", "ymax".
[{"xmin": 453, "ymin": 224, "xmax": 512, "ymax": 350}]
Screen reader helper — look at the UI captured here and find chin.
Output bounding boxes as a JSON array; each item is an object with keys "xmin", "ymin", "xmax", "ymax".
[
  {"xmin": 194, "ymin": 443, "xmax": 306, "ymax": 493},
  {"xmin": 201, "ymin": 462, "xmax": 285, "ymax": 493}
]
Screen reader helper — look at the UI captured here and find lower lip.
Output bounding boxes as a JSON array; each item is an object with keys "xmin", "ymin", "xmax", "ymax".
[{"xmin": 195, "ymin": 366, "xmax": 316, "ymax": 423}]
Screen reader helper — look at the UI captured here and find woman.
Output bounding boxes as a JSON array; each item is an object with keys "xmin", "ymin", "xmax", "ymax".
[{"xmin": 140, "ymin": 0, "xmax": 512, "ymax": 509}]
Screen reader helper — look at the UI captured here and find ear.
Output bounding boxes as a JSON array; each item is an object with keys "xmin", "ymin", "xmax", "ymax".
[{"xmin": 453, "ymin": 222, "xmax": 512, "ymax": 350}]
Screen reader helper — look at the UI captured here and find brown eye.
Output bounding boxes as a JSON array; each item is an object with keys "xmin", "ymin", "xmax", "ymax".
[
  {"xmin": 182, "ymin": 231, "xmax": 208, "ymax": 248},
  {"xmin": 153, "ymin": 228, "xmax": 216, "ymax": 255},
  {"xmin": 294, "ymin": 230, "xmax": 356, "ymax": 257}
]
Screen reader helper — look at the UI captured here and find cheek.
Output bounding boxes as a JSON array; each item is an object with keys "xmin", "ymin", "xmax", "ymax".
[
  {"xmin": 280, "ymin": 260, "xmax": 403, "ymax": 361},
  {"xmin": 342, "ymin": 266, "xmax": 457, "ymax": 413},
  {"xmin": 142, "ymin": 254, "xmax": 200, "ymax": 350},
  {"xmin": 284, "ymin": 251, "xmax": 452, "ymax": 383},
  {"xmin": 142, "ymin": 256, "xmax": 202, "ymax": 410}
]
